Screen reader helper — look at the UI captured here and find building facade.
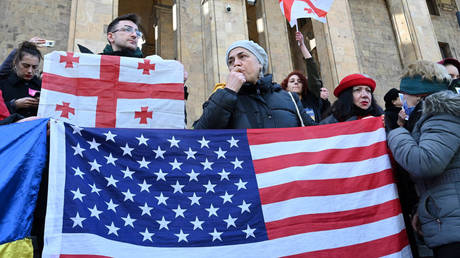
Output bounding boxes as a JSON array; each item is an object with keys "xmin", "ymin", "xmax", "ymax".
[{"xmin": 1, "ymin": 0, "xmax": 459, "ymax": 126}]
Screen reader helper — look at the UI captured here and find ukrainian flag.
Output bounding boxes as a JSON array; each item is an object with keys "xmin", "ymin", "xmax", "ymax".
[{"xmin": 0, "ymin": 119, "xmax": 48, "ymax": 257}]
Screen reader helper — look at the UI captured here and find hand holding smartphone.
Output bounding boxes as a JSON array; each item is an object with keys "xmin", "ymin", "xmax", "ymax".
[{"xmin": 38, "ymin": 40, "xmax": 55, "ymax": 47}]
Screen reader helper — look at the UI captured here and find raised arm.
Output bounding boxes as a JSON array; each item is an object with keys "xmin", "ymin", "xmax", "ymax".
[{"xmin": 296, "ymin": 31, "xmax": 322, "ymax": 99}]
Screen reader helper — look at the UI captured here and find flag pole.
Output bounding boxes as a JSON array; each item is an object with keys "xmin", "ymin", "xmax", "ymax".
[{"xmin": 296, "ymin": 19, "xmax": 300, "ymax": 46}]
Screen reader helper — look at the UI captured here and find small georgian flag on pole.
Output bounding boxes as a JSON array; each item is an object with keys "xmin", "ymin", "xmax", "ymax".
[{"xmin": 279, "ymin": 0, "xmax": 335, "ymax": 26}]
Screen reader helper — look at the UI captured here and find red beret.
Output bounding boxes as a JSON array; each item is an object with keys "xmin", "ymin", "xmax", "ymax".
[{"xmin": 333, "ymin": 74, "xmax": 376, "ymax": 97}]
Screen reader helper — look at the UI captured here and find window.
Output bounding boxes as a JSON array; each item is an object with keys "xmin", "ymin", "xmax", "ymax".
[
  {"xmin": 426, "ymin": 0, "xmax": 440, "ymax": 16},
  {"xmin": 438, "ymin": 42, "xmax": 452, "ymax": 59}
]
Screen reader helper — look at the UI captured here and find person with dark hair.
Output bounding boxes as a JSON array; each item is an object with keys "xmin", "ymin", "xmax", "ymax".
[
  {"xmin": 281, "ymin": 31, "xmax": 327, "ymax": 122},
  {"xmin": 102, "ymin": 13, "xmax": 144, "ymax": 58},
  {"xmin": 438, "ymin": 58, "xmax": 460, "ymax": 80},
  {"xmin": 193, "ymin": 40, "xmax": 315, "ymax": 129},
  {"xmin": 320, "ymin": 73, "xmax": 383, "ymax": 124},
  {"xmin": 0, "ymin": 37, "xmax": 45, "ymax": 77},
  {"xmin": 383, "ymin": 88, "xmax": 402, "ymax": 132},
  {"xmin": 103, "ymin": 13, "xmax": 189, "ymax": 116},
  {"xmin": 0, "ymin": 41, "xmax": 42, "ymax": 118}
]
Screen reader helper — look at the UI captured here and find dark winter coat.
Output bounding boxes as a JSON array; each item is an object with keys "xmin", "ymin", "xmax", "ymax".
[
  {"xmin": 384, "ymin": 106, "xmax": 402, "ymax": 132},
  {"xmin": 300, "ymin": 58, "xmax": 328, "ymax": 122},
  {"xmin": 0, "ymin": 72, "xmax": 41, "ymax": 117},
  {"xmin": 388, "ymin": 91, "xmax": 460, "ymax": 248},
  {"xmin": 193, "ymin": 74, "xmax": 315, "ymax": 129},
  {"xmin": 319, "ymin": 114, "xmax": 358, "ymax": 124},
  {"xmin": 100, "ymin": 44, "xmax": 144, "ymax": 58},
  {"xmin": 0, "ymin": 48, "xmax": 15, "ymax": 77}
]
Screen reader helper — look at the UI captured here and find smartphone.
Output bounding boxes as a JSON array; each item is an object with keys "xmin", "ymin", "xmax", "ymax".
[
  {"xmin": 398, "ymin": 93, "xmax": 405, "ymax": 111},
  {"xmin": 28, "ymin": 88, "xmax": 40, "ymax": 98},
  {"xmin": 40, "ymin": 40, "xmax": 55, "ymax": 47}
]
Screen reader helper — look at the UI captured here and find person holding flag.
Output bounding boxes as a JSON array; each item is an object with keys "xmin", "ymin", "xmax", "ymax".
[{"xmin": 281, "ymin": 31, "xmax": 328, "ymax": 122}]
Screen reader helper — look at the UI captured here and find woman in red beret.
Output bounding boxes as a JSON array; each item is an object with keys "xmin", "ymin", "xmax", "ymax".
[{"xmin": 320, "ymin": 74, "xmax": 383, "ymax": 124}]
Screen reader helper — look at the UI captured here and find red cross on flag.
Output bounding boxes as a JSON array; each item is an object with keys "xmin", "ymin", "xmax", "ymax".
[
  {"xmin": 279, "ymin": 0, "xmax": 335, "ymax": 26},
  {"xmin": 37, "ymin": 52, "xmax": 185, "ymax": 129}
]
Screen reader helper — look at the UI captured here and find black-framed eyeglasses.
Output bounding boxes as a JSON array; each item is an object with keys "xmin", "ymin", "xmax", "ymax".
[{"xmin": 111, "ymin": 26, "xmax": 143, "ymax": 38}]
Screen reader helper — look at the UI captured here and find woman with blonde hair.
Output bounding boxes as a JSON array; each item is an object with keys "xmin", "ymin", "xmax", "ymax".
[{"xmin": 388, "ymin": 60, "xmax": 460, "ymax": 257}]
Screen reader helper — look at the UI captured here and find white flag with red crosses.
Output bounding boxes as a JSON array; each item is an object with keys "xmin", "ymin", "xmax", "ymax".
[
  {"xmin": 279, "ymin": 0, "xmax": 335, "ymax": 26},
  {"xmin": 38, "ymin": 51, "xmax": 185, "ymax": 129}
]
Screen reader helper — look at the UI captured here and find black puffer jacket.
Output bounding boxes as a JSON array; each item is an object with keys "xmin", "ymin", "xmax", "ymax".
[
  {"xmin": 193, "ymin": 75, "xmax": 315, "ymax": 129},
  {"xmin": 100, "ymin": 44, "xmax": 144, "ymax": 58},
  {"xmin": 0, "ymin": 72, "xmax": 41, "ymax": 117}
]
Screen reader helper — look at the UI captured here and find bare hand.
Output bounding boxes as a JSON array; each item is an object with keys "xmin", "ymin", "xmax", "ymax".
[
  {"xmin": 295, "ymin": 31, "xmax": 306, "ymax": 47},
  {"xmin": 183, "ymin": 70, "xmax": 189, "ymax": 83},
  {"xmin": 320, "ymin": 87, "xmax": 329, "ymax": 100},
  {"xmin": 29, "ymin": 37, "xmax": 46, "ymax": 47},
  {"xmin": 411, "ymin": 213, "xmax": 423, "ymax": 236},
  {"xmin": 15, "ymin": 97, "xmax": 39, "ymax": 109},
  {"xmin": 17, "ymin": 116, "xmax": 41, "ymax": 123},
  {"xmin": 226, "ymin": 67, "xmax": 246, "ymax": 93},
  {"xmin": 295, "ymin": 31, "xmax": 311, "ymax": 59},
  {"xmin": 397, "ymin": 109, "xmax": 407, "ymax": 127}
]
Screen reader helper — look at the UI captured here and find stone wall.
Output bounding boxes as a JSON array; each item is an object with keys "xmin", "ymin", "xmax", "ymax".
[
  {"xmin": 348, "ymin": 0, "xmax": 403, "ymax": 104},
  {"xmin": 0, "ymin": 0, "xmax": 71, "ymax": 63}
]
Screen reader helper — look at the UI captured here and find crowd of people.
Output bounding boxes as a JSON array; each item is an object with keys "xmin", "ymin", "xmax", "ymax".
[{"xmin": 1, "ymin": 13, "xmax": 460, "ymax": 258}]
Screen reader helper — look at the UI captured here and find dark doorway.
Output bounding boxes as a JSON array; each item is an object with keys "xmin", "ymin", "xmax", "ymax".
[{"xmin": 118, "ymin": 0, "xmax": 176, "ymax": 59}]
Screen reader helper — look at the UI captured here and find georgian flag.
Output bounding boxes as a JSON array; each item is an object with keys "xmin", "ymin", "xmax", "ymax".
[
  {"xmin": 279, "ymin": 0, "xmax": 335, "ymax": 26},
  {"xmin": 38, "ymin": 51, "xmax": 185, "ymax": 129}
]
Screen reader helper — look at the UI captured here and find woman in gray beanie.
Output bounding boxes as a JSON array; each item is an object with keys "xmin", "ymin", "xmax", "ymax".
[
  {"xmin": 193, "ymin": 40, "xmax": 315, "ymax": 129},
  {"xmin": 388, "ymin": 60, "xmax": 460, "ymax": 257}
]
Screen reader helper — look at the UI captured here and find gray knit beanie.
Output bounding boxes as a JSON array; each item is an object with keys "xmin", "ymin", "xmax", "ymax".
[{"xmin": 226, "ymin": 40, "xmax": 268, "ymax": 78}]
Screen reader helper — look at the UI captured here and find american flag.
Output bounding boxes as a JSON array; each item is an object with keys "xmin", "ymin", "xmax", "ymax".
[{"xmin": 43, "ymin": 118, "xmax": 411, "ymax": 257}]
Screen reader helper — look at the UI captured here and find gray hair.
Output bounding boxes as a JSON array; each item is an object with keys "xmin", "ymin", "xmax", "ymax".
[{"xmin": 402, "ymin": 60, "xmax": 451, "ymax": 83}]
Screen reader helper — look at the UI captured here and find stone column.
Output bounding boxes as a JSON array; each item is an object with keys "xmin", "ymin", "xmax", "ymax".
[
  {"xmin": 386, "ymin": 0, "xmax": 442, "ymax": 65},
  {"xmin": 202, "ymin": 0, "xmax": 248, "ymax": 86},
  {"xmin": 182, "ymin": 0, "xmax": 247, "ymax": 127},
  {"xmin": 156, "ymin": 5, "xmax": 175, "ymax": 60},
  {"xmin": 67, "ymin": 0, "xmax": 116, "ymax": 53},
  {"xmin": 258, "ymin": 0, "xmax": 293, "ymax": 82},
  {"xmin": 312, "ymin": 0, "xmax": 361, "ymax": 94},
  {"xmin": 176, "ymin": 1, "xmax": 206, "ymax": 127}
]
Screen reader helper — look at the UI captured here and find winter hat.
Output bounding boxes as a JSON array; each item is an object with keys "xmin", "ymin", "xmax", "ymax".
[
  {"xmin": 383, "ymin": 88, "xmax": 400, "ymax": 104},
  {"xmin": 226, "ymin": 40, "xmax": 268, "ymax": 78},
  {"xmin": 400, "ymin": 75, "xmax": 449, "ymax": 95},
  {"xmin": 333, "ymin": 74, "xmax": 376, "ymax": 97}
]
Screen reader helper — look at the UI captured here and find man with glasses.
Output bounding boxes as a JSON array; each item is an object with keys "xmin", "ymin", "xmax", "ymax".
[
  {"xmin": 102, "ymin": 13, "xmax": 144, "ymax": 58},
  {"xmin": 103, "ymin": 13, "xmax": 190, "ymax": 120}
]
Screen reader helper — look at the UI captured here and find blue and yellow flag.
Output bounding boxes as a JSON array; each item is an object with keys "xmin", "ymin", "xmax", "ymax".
[{"xmin": 0, "ymin": 119, "xmax": 48, "ymax": 257}]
